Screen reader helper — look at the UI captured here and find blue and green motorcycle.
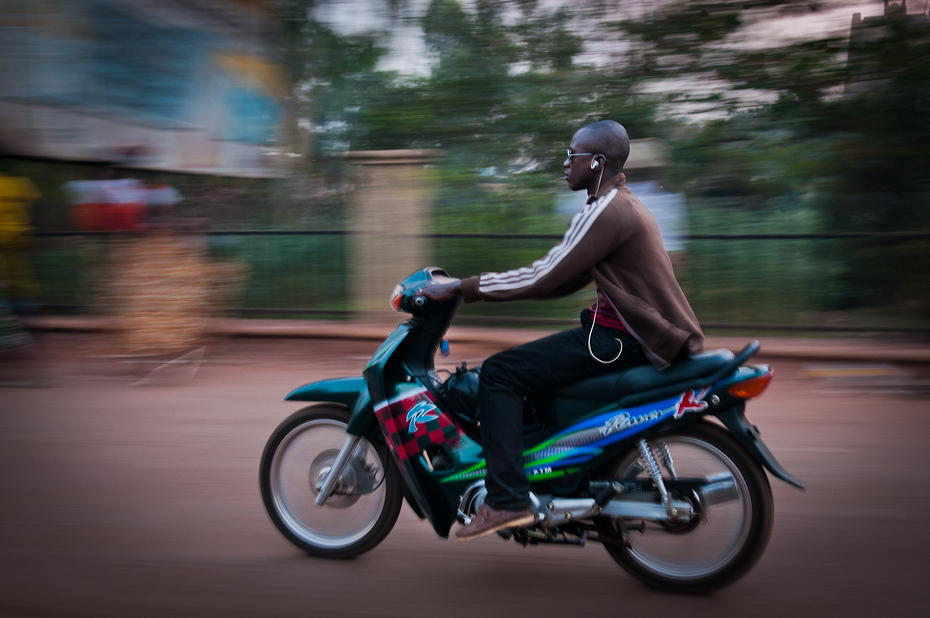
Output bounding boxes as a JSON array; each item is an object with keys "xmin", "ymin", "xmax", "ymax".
[{"xmin": 260, "ymin": 267, "xmax": 804, "ymax": 591}]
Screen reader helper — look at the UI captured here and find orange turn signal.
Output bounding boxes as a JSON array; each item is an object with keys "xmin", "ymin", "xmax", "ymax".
[
  {"xmin": 389, "ymin": 285, "xmax": 404, "ymax": 312},
  {"xmin": 728, "ymin": 370, "xmax": 774, "ymax": 399}
]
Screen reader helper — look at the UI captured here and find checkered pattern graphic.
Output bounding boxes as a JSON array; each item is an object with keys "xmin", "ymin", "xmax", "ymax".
[{"xmin": 376, "ymin": 390, "xmax": 460, "ymax": 463}]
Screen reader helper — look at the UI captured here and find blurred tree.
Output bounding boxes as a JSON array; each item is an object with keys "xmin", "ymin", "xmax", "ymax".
[
  {"xmin": 832, "ymin": 9, "xmax": 930, "ymax": 214},
  {"xmin": 277, "ymin": 0, "xmax": 666, "ymax": 172},
  {"xmin": 584, "ymin": 0, "xmax": 928, "ymax": 322},
  {"xmin": 819, "ymin": 8, "xmax": 930, "ymax": 312},
  {"xmin": 278, "ymin": 0, "xmax": 387, "ymax": 156},
  {"xmin": 599, "ymin": 2, "xmax": 843, "ymax": 108},
  {"xmin": 272, "ymin": 0, "xmax": 929, "ymax": 326}
]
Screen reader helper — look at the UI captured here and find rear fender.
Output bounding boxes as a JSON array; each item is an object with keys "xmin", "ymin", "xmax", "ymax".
[
  {"xmin": 713, "ymin": 404, "xmax": 806, "ymax": 490},
  {"xmin": 285, "ymin": 377, "xmax": 377, "ymax": 437}
]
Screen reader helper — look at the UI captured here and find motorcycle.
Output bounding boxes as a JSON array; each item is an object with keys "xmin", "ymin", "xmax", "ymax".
[{"xmin": 260, "ymin": 267, "xmax": 804, "ymax": 592}]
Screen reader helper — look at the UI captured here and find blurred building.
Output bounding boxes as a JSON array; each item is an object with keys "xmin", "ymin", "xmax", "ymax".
[
  {"xmin": 847, "ymin": 0, "xmax": 930, "ymax": 95},
  {"xmin": 623, "ymin": 139, "xmax": 686, "ymax": 255},
  {"xmin": 0, "ymin": 0, "xmax": 283, "ymax": 177}
]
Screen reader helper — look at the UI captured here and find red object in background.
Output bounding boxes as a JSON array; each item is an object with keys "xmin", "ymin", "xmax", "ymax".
[
  {"xmin": 65, "ymin": 179, "xmax": 149, "ymax": 232},
  {"xmin": 73, "ymin": 201, "xmax": 147, "ymax": 232}
]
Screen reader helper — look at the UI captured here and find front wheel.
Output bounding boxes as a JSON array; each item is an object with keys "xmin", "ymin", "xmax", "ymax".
[
  {"xmin": 599, "ymin": 421, "xmax": 774, "ymax": 592},
  {"xmin": 260, "ymin": 405, "xmax": 403, "ymax": 558}
]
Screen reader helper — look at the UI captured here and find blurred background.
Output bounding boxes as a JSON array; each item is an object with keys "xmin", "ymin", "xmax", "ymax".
[
  {"xmin": 1, "ymin": 0, "xmax": 929, "ymax": 345},
  {"xmin": 2, "ymin": 5, "xmax": 929, "ymax": 615}
]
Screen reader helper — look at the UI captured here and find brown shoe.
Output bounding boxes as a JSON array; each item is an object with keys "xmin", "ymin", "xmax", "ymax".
[{"xmin": 455, "ymin": 503, "xmax": 535, "ymax": 541}]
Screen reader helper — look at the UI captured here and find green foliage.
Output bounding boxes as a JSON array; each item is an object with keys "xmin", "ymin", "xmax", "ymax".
[
  {"xmin": 684, "ymin": 199, "xmax": 830, "ymax": 322},
  {"xmin": 234, "ymin": 235, "xmax": 348, "ymax": 311}
]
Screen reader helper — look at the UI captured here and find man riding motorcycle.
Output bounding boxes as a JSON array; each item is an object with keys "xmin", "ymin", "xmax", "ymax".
[{"xmin": 420, "ymin": 120, "xmax": 704, "ymax": 540}]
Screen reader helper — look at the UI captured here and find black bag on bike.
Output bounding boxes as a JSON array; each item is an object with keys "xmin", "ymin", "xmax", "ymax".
[{"xmin": 441, "ymin": 362, "xmax": 480, "ymax": 425}]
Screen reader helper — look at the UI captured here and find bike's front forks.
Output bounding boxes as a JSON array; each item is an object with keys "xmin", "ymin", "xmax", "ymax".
[{"xmin": 314, "ymin": 435, "xmax": 362, "ymax": 506}]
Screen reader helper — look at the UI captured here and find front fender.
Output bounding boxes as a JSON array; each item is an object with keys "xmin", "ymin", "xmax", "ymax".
[
  {"xmin": 285, "ymin": 377, "xmax": 376, "ymax": 437},
  {"xmin": 286, "ymin": 376, "xmax": 365, "ymax": 406}
]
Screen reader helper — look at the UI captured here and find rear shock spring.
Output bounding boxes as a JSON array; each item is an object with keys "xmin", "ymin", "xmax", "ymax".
[
  {"xmin": 660, "ymin": 441, "xmax": 677, "ymax": 479},
  {"xmin": 638, "ymin": 438, "xmax": 670, "ymax": 505}
]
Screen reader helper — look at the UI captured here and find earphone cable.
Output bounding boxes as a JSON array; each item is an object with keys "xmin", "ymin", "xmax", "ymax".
[{"xmin": 587, "ymin": 292, "xmax": 623, "ymax": 364}]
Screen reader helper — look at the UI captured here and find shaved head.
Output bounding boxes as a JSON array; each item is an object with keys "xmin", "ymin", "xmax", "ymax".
[{"xmin": 577, "ymin": 120, "xmax": 630, "ymax": 172}]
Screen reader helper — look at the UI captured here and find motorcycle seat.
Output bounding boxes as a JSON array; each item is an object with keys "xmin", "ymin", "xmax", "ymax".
[{"xmin": 549, "ymin": 349, "xmax": 736, "ymax": 402}]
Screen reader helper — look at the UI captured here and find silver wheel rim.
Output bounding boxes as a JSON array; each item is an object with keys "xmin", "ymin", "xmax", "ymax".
[
  {"xmin": 616, "ymin": 436, "xmax": 753, "ymax": 581},
  {"xmin": 269, "ymin": 418, "xmax": 387, "ymax": 549}
]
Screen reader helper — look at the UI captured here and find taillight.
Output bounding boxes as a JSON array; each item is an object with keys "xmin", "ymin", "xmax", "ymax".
[
  {"xmin": 728, "ymin": 369, "xmax": 774, "ymax": 399},
  {"xmin": 389, "ymin": 285, "xmax": 404, "ymax": 312}
]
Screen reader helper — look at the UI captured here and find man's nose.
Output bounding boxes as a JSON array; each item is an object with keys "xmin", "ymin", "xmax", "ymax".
[{"xmin": 563, "ymin": 158, "xmax": 570, "ymax": 169}]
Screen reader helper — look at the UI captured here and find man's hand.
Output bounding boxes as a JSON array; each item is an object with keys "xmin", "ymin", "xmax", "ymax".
[{"xmin": 418, "ymin": 280, "xmax": 462, "ymax": 302}]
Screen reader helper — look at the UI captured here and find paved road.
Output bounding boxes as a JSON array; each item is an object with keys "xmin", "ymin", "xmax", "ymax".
[{"xmin": 1, "ymin": 333, "xmax": 928, "ymax": 617}]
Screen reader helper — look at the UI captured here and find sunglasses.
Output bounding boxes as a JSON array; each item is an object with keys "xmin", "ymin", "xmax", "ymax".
[{"xmin": 566, "ymin": 149, "xmax": 594, "ymax": 159}]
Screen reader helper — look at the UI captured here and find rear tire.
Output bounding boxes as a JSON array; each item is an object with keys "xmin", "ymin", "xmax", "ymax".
[
  {"xmin": 600, "ymin": 421, "xmax": 774, "ymax": 592},
  {"xmin": 260, "ymin": 405, "xmax": 403, "ymax": 558}
]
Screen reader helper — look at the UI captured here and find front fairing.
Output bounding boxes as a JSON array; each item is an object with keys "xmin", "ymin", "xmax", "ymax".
[
  {"xmin": 285, "ymin": 376, "xmax": 366, "ymax": 407},
  {"xmin": 364, "ymin": 318, "xmax": 481, "ymax": 536}
]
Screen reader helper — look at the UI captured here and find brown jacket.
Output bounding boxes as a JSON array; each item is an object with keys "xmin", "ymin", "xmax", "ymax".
[{"xmin": 460, "ymin": 177, "xmax": 703, "ymax": 368}]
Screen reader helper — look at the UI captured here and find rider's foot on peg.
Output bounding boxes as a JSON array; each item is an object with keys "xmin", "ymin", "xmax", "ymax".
[{"xmin": 455, "ymin": 503, "xmax": 535, "ymax": 541}]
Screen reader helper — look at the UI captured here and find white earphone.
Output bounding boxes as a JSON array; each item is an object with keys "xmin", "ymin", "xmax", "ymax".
[{"xmin": 590, "ymin": 159, "xmax": 599, "ymax": 169}]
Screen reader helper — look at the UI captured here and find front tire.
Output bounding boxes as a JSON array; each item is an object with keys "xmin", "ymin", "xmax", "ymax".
[
  {"xmin": 600, "ymin": 421, "xmax": 774, "ymax": 592},
  {"xmin": 260, "ymin": 405, "xmax": 403, "ymax": 558}
]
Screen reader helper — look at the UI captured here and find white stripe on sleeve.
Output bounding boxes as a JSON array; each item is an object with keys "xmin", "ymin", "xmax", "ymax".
[{"xmin": 479, "ymin": 189, "xmax": 617, "ymax": 294}]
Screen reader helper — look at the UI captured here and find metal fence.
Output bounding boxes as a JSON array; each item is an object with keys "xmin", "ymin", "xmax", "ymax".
[{"xmin": 30, "ymin": 229, "xmax": 930, "ymax": 336}]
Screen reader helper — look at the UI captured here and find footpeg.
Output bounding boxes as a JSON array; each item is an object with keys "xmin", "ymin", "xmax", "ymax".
[{"xmin": 591, "ymin": 481, "xmax": 624, "ymax": 515}]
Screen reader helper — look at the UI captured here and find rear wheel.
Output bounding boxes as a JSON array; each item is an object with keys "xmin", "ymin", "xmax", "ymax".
[
  {"xmin": 600, "ymin": 422, "xmax": 773, "ymax": 592},
  {"xmin": 260, "ymin": 405, "xmax": 402, "ymax": 558}
]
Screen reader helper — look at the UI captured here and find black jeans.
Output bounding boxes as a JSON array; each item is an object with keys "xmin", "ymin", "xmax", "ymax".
[{"xmin": 479, "ymin": 310, "xmax": 649, "ymax": 511}]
